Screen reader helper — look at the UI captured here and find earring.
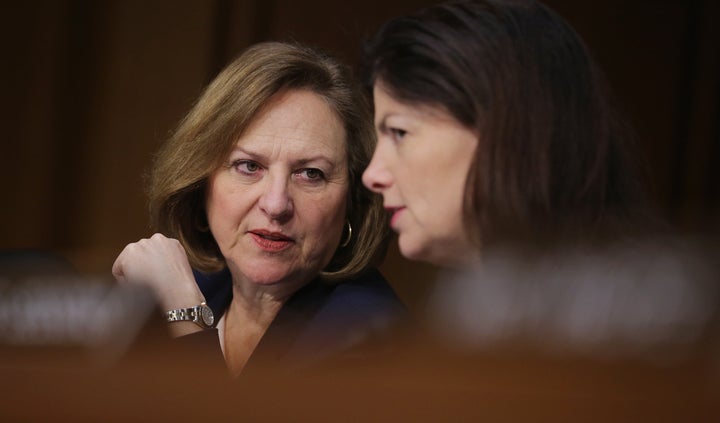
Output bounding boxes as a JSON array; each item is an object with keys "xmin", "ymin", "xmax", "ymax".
[
  {"xmin": 196, "ymin": 214, "xmax": 210, "ymax": 232},
  {"xmin": 340, "ymin": 220, "xmax": 352, "ymax": 247}
]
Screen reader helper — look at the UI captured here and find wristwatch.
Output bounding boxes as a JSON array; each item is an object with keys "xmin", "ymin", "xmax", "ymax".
[{"xmin": 165, "ymin": 302, "xmax": 215, "ymax": 329}]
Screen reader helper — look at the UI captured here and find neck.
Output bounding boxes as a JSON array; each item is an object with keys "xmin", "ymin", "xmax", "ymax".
[
  {"xmin": 222, "ymin": 293, "xmax": 285, "ymax": 377},
  {"xmin": 221, "ymin": 273, "xmax": 312, "ymax": 376}
]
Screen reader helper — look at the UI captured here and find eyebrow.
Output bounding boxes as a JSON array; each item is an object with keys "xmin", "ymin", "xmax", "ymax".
[
  {"xmin": 231, "ymin": 146, "xmax": 338, "ymax": 169},
  {"xmin": 296, "ymin": 156, "xmax": 337, "ymax": 170}
]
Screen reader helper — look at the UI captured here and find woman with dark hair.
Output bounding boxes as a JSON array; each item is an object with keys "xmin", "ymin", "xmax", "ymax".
[
  {"xmin": 362, "ymin": 0, "xmax": 648, "ymax": 266},
  {"xmin": 113, "ymin": 41, "xmax": 405, "ymax": 376},
  {"xmin": 359, "ymin": 0, "xmax": 720, "ymax": 373}
]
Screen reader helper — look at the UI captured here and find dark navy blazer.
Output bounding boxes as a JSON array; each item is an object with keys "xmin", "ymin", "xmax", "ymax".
[{"xmin": 189, "ymin": 267, "xmax": 409, "ymax": 371}]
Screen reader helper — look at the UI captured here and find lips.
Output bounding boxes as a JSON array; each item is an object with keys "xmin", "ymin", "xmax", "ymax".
[
  {"xmin": 386, "ymin": 206, "xmax": 406, "ymax": 229},
  {"xmin": 249, "ymin": 230, "xmax": 294, "ymax": 252}
]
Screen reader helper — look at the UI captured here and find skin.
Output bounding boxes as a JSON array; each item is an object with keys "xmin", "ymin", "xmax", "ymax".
[
  {"xmin": 362, "ymin": 82, "xmax": 480, "ymax": 267},
  {"xmin": 206, "ymin": 88, "xmax": 348, "ymax": 299},
  {"xmin": 113, "ymin": 89, "xmax": 349, "ymax": 373}
]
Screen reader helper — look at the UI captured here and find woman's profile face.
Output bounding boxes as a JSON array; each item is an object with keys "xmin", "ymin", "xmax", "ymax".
[
  {"xmin": 206, "ymin": 89, "xmax": 348, "ymax": 288},
  {"xmin": 363, "ymin": 83, "xmax": 479, "ymax": 266}
]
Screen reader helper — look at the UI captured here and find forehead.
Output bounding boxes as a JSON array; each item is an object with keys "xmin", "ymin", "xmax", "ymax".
[
  {"xmin": 238, "ymin": 89, "xmax": 346, "ymax": 156},
  {"xmin": 372, "ymin": 83, "xmax": 453, "ymax": 123}
]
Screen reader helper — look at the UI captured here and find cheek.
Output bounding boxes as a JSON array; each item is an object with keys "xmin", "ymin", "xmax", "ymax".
[
  {"xmin": 299, "ymin": 189, "xmax": 347, "ymax": 242},
  {"xmin": 397, "ymin": 144, "xmax": 439, "ymax": 193},
  {"xmin": 396, "ymin": 159, "xmax": 434, "ymax": 206},
  {"xmin": 206, "ymin": 180, "xmax": 251, "ymax": 233},
  {"xmin": 403, "ymin": 153, "xmax": 468, "ymax": 225}
]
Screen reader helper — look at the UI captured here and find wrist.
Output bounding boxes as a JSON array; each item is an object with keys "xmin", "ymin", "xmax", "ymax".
[
  {"xmin": 165, "ymin": 301, "xmax": 215, "ymax": 336},
  {"xmin": 159, "ymin": 289, "xmax": 206, "ymax": 313},
  {"xmin": 167, "ymin": 321, "xmax": 206, "ymax": 338}
]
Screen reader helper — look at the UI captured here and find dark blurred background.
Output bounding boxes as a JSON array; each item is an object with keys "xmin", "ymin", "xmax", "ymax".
[{"xmin": 1, "ymin": 0, "xmax": 718, "ymax": 310}]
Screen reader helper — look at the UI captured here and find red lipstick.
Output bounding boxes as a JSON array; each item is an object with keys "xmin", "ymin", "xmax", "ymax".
[{"xmin": 249, "ymin": 230, "xmax": 294, "ymax": 252}]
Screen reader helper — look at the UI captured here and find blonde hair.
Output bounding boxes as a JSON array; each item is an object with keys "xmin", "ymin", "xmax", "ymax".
[{"xmin": 149, "ymin": 41, "xmax": 388, "ymax": 279}]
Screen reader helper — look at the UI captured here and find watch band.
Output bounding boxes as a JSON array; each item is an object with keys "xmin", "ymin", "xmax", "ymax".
[{"xmin": 165, "ymin": 302, "xmax": 215, "ymax": 329}]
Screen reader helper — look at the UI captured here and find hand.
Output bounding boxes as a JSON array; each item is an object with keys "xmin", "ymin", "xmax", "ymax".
[{"xmin": 113, "ymin": 233, "xmax": 208, "ymax": 336}]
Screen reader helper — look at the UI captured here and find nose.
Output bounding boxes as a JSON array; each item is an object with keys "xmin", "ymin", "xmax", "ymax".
[
  {"xmin": 362, "ymin": 148, "xmax": 392, "ymax": 194},
  {"xmin": 258, "ymin": 174, "xmax": 293, "ymax": 221}
]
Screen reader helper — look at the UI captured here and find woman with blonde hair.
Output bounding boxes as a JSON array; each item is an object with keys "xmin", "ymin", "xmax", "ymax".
[{"xmin": 113, "ymin": 41, "xmax": 406, "ymax": 376}]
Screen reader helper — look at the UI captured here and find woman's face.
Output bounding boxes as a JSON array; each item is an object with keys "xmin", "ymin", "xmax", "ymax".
[
  {"xmin": 207, "ymin": 89, "xmax": 348, "ymax": 288},
  {"xmin": 363, "ymin": 83, "xmax": 479, "ymax": 266}
]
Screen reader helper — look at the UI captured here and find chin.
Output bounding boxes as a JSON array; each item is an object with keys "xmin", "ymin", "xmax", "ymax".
[
  {"xmin": 399, "ymin": 238, "xmax": 433, "ymax": 263},
  {"xmin": 399, "ymin": 238, "xmax": 456, "ymax": 267},
  {"xmin": 243, "ymin": 260, "xmax": 325, "ymax": 288},
  {"xmin": 245, "ymin": 266, "xmax": 298, "ymax": 285},
  {"xmin": 245, "ymin": 274, "xmax": 287, "ymax": 285},
  {"xmin": 231, "ymin": 259, "xmax": 288, "ymax": 284}
]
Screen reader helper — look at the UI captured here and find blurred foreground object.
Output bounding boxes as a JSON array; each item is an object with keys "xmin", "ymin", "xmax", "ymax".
[
  {"xmin": 429, "ymin": 235, "xmax": 720, "ymax": 363},
  {"xmin": 0, "ymin": 275, "xmax": 156, "ymax": 365},
  {"xmin": 1, "ymin": 242, "xmax": 718, "ymax": 421}
]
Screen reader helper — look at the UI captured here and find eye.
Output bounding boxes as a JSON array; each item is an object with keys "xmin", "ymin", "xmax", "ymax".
[
  {"xmin": 231, "ymin": 159, "xmax": 261, "ymax": 174},
  {"xmin": 297, "ymin": 168, "xmax": 325, "ymax": 181},
  {"xmin": 389, "ymin": 127, "xmax": 407, "ymax": 142}
]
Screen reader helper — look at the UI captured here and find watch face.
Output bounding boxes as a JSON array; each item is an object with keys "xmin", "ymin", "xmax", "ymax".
[{"xmin": 200, "ymin": 305, "xmax": 215, "ymax": 326}]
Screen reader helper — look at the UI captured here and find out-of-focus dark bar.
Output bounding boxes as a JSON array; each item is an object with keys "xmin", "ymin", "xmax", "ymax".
[{"xmin": 1, "ymin": 235, "xmax": 718, "ymax": 420}]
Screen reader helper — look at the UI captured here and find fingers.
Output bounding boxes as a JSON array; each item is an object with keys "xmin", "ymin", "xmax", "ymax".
[
  {"xmin": 111, "ymin": 233, "xmax": 204, "ymax": 311},
  {"xmin": 112, "ymin": 233, "xmax": 172, "ymax": 284},
  {"xmin": 111, "ymin": 233, "xmax": 207, "ymax": 338},
  {"xmin": 112, "ymin": 244, "xmax": 129, "ymax": 282}
]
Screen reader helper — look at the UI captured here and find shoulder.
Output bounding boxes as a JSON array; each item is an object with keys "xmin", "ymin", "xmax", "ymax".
[
  {"xmin": 316, "ymin": 268, "xmax": 408, "ymax": 323},
  {"xmin": 284, "ymin": 268, "xmax": 410, "ymax": 363}
]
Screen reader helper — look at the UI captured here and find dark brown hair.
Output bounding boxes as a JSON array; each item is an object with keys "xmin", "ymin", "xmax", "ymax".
[
  {"xmin": 363, "ymin": 0, "xmax": 647, "ymax": 247},
  {"xmin": 150, "ymin": 41, "xmax": 388, "ymax": 278}
]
